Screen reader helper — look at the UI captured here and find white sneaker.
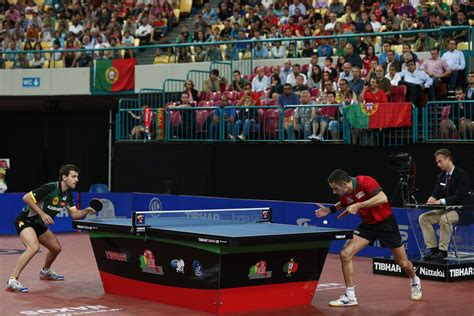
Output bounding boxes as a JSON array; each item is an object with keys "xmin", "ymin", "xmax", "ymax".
[
  {"xmin": 329, "ymin": 294, "xmax": 358, "ymax": 307},
  {"xmin": 5, "ymin": 278, "xmax": 28, "ymax": 293},
  {"xmin": 315, "ymin": 135, "xmax": 324, "ymax": 141},
  {"xmin": 307, "ymin": 135, "xmax": 317, "ymax": 140},
  {"xmin": 411, "ymin": 283, "xmax": 422, "ymax": 301},
  {"xmin": 40, "ymin": 269, "xmax": 64, "ymax": 281}
]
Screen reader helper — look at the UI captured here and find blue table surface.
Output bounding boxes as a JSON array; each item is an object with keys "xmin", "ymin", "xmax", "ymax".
[{"xmin": 76, "ymin": 217, "xmax": 351, "ymax": 238}]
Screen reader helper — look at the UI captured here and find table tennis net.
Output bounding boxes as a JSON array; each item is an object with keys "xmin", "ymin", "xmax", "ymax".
[{"xmin": 132, "ymin": 208, "xmax": 272, "ymax": 228}]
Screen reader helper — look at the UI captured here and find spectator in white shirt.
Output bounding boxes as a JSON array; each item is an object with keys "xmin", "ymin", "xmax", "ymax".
[
  {"xmin": 400, "ymin": 60, "xmax": 435, "ymax": 104},
  {"xmin": 286, "ymin": 63, "xmax": 307, "ymax": 86},
  {"xmin": 325, "ymin": 13, "xmax": 338, "ymax": 31},
  {"xmin": 136, "ymin": 17, "xmax": 153, "ymax": 45},
  {"xmin": 441, "ymin": 39, "xmax": 466, "ymax": 90},
  {"xmin": 279, "ymin": 7, "xmax": 291, "ymax": 26},
  {"xmin": 252, "ymin": 67, "xmax": 270, "ymax": 92},
  {"xmin": 68, "ymin": 18, "xmax": 84, "ymax": 37},
  {"xmin": 386, "ymin": 64, "xmax": 402, "ymax": 86},
  {"xmin": 271, "ymin": 41, "xmax": 286, "ymax": 59}
]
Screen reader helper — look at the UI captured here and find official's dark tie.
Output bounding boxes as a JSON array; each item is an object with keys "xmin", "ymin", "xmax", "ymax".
[{"xmin": 445, "ymin": 174, "xmax": 451, "ymax": 195}]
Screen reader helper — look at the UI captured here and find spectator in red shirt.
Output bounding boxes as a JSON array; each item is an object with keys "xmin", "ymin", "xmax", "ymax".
[{"xmin": 361, "ymin": 77, "xmax": 388, "ymax": 103}]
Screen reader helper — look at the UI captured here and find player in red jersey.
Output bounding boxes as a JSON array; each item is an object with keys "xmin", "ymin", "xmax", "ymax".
[{"xmin": 315, "ymin": 169, "xmax": 422, "ymax": 307}]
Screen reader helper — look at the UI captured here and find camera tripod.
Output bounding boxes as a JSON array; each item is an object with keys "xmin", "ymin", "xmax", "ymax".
[{"xmin": 391, "ymin": 173, "xmax": 417, "ymax": 207}]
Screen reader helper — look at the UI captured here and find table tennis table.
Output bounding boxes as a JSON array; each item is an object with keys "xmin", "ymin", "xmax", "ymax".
[{"xmin": 74, "ymin": 208, "xmax": 352, "ymax": 314}]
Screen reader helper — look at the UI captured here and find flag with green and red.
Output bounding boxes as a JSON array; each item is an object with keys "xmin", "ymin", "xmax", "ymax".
[{"xmin": 95, "ymin": 58, "xmax": 136, "ymax": 92}]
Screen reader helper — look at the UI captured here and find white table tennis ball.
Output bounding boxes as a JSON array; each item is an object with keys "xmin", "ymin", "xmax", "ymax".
[{"xmin": 323, "ymin": 220, "xmax": 328, "ymax": 225}]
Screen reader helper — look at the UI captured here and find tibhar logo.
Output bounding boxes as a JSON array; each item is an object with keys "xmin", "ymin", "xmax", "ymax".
[
  {"xmin": 374, "ymin": 262, "xmax": 402, "ymax": 273},
  {"xmin": 450, "ymin": 267, "xmax": 473, "ymax": 277}
]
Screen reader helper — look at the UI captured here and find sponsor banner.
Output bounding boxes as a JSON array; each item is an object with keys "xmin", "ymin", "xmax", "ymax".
[
  {"xmin": 176, "ymin": 195, "xmax": 285, "ymax": 223},
  {"xmin": 373, "ymin": 257, "xmax": 474, "ymax": 282}
]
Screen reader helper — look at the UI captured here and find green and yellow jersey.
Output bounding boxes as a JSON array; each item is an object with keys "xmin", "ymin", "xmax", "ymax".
[{"xmin": 22, "ymin": 181, "xmax": 75, "ymax": 226}]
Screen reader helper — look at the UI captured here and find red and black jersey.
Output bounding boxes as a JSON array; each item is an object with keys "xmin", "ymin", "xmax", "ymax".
[{"xmin": 339, "ymin": 176, "xmax": 392, "ymax": 224}]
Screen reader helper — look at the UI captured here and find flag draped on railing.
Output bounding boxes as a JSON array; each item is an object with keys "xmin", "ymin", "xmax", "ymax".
[
  {"xmin": 95, "ymin": 58, "xmax": 136, "ymax": 92},
  {"xmin": 344, "ymin": 102, "xmax": 412, "ymax": 129}
]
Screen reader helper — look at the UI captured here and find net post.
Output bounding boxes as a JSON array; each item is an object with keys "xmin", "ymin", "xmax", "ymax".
[{"xmin": 131, "ymin": 211, "xmax": 137, "ymax": 233}]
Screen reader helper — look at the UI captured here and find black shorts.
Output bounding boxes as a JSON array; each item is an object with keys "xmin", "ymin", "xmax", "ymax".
[
  {"xmin": 15, "ymin": 212, "xmax": 48, "ymax": 237},
  {"xmin": 354, "ymin": 215, "xmax": 403, "ymax": 249}
]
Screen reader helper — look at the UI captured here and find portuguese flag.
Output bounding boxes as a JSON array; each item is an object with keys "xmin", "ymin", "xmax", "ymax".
[
  {"xmin": 344, "ymin": 102, "xmax": 412, "ymax": 129},
  {"xmin": 95, "ymin": 58, "xmax": 136, "ymax": 92}
]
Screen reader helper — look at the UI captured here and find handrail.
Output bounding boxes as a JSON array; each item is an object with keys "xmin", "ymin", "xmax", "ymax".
[{"xmin": 2, "ymin": 26, "xmax": 471, "ymax": 56}]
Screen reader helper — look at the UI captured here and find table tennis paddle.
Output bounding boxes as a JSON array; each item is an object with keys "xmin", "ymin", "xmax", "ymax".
[
  {"xmin": 337, "ymin": 209, "xmax": 349, "ymax": 220},
  {"xmin": 89, "ymin": 198, "xmax": 103, "ymax": 212}
]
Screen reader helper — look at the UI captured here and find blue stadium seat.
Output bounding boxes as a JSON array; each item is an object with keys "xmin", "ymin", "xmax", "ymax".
[{"xmin": 89, "ymin": 183, "xmax": 109, "ymax": 193}]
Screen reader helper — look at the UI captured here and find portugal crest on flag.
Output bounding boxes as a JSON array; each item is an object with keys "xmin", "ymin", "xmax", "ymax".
[
  {"xmin": 105, "ymin": 66, "xmax": 119, "ymax": 84},
  {"xmin": 360, "ymin": 103, "xmax": 379, "ymax": 116}
]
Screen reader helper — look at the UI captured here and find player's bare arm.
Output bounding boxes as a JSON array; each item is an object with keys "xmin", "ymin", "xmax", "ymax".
[
  {"xmin": 22, "ymin": 192, "xmax": 54, "ymax": 225},
  {"xmin": 66, "ymin": 206, "xmax": 95, "ymax": 220},
  {"xmin": 315, "ymin": 202, "xmax": 342, "ymax": 217},
  {"xmin": 346, "ymin": 191, "xmax": 388, "ymax": 215}
]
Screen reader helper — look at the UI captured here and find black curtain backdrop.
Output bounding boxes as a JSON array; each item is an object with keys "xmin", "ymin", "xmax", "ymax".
[
  {"xmin": 113, "ymin": 143, "xmax": 474, "ymax": 207},
  {"xmin": 0, "ymin": 111, "xmax": 109, "ymax": 192}
]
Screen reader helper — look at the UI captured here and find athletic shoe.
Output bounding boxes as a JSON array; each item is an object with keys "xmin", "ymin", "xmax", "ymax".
[
  {"xmin": 315, "ymin": 135, "xmax": 324, "ymax": 141},
  {"xmin": 5, "ymin": 278, "xmax": 28, "ymax": 293},
  {"xmin": 329, "ymin": 294, "xmax": 358, "ymax": 307},
  {"xmin": 411, "ymin": 283, "xmax": 422, "ymax": 301},
  {"xmin": 307, "ymin": 135, "xmax": 317, "ymax": 140},
  {"xmin": 40, "ymin": 270, "xmax": 64, "ymax": 281}
]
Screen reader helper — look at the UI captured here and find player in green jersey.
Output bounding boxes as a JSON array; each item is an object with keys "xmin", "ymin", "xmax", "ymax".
[{"xmin": 6, "ymin": 164, "xmax": 96, "ymax": 293}]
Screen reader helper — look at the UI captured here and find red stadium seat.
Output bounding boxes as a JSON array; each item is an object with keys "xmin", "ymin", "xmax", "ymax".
[
  {"xmin": 226, "ymin": 83, "xmax": 233, "ymax": 91},
  {"xmin": 196, "ymin": 110, "xmax": 210, "ymax": 131},
  {"xmin": 224, "ymin": 90, "xmax": 239, "ymax": 101},
  {"xmin": 283, "ymin": 109, "xmax": 294, "ymax": 132},
  {"xmin": 390, "ymin": 85, "xmax": 407, "ymax": 102},
  {"xmin": 198, "ymin": 100, "xmax": 214, "ymax": 107},
  {"xmin": 268, "ymin": 99, "xmax": 277, "ymax": 106},
  {"xmin": 301, "ymin": 64, "xmax": 309, "ymax": 75},
  {"xmin": 219, "ymin": 83, "xmax": 227, "ymax": 92},
  {"xmin": 169, "ymin": 111, "xmax": 182, "ymax": 126},
  {"xmin": 262, "ymin": 109, "xmax": 280, "ymax": 139},
  {"xmin": 242, "ymin": 74, "xmax": 250, "ymax": 82},
  {"xmin": 205, "ymin": 91, "xmax": 221, "ymax": 101},
  {"xmin": 249, "ymin": 73, "xmax": 257, "ymax": 83},
  {"xmin": 310, "ymin": 88, "xmax": 320, "ymax": 98},
  {"xmin": 253, "ymin": 66, "xmax": 259, "ymax": 74}
]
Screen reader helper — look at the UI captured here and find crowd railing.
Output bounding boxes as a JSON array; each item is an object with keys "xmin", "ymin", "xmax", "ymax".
[{"xmin": 422, "ymin": 100, "xmax": 474, "ymax": 142}]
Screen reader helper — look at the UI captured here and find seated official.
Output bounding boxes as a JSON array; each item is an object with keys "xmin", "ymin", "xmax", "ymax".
[{"xmin": 419, "ymin": 148, "xmax": 471, "ymax": 260}]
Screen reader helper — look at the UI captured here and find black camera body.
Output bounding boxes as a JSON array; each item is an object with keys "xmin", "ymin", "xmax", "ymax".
[{"xmin": 388, "ymin": 152, "xmax": 413, "ymax": 175}]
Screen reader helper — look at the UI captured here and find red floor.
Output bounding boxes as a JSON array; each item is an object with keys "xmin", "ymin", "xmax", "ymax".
[{"xmin": 1, "ymin": 233, "xmax": 473, "ymax": 316}]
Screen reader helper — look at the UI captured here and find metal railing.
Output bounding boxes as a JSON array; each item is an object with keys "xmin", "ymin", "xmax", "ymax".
[
  {"xmin": 422, "ymin": 100, "xmax": 474, "ymax": 142},
  {"xmin": 117, "ymin": 102, "xmax": 419, "ymax": 145},
  {"xmin": 2, "ymin": 26, "xmax": 472, "ymax": 99},
  {"xmin": 1, "ymin": 26, "xmax": 470, "ymax": 69},
  {"xmin": 282, "ymin": 104, "xmax": 345, "ymax": 142}
]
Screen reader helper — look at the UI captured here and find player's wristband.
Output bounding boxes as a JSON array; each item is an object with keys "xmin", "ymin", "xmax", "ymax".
[{"xmin": 329, "ymin": 205, "xmax": 337, "ymax": 214}]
